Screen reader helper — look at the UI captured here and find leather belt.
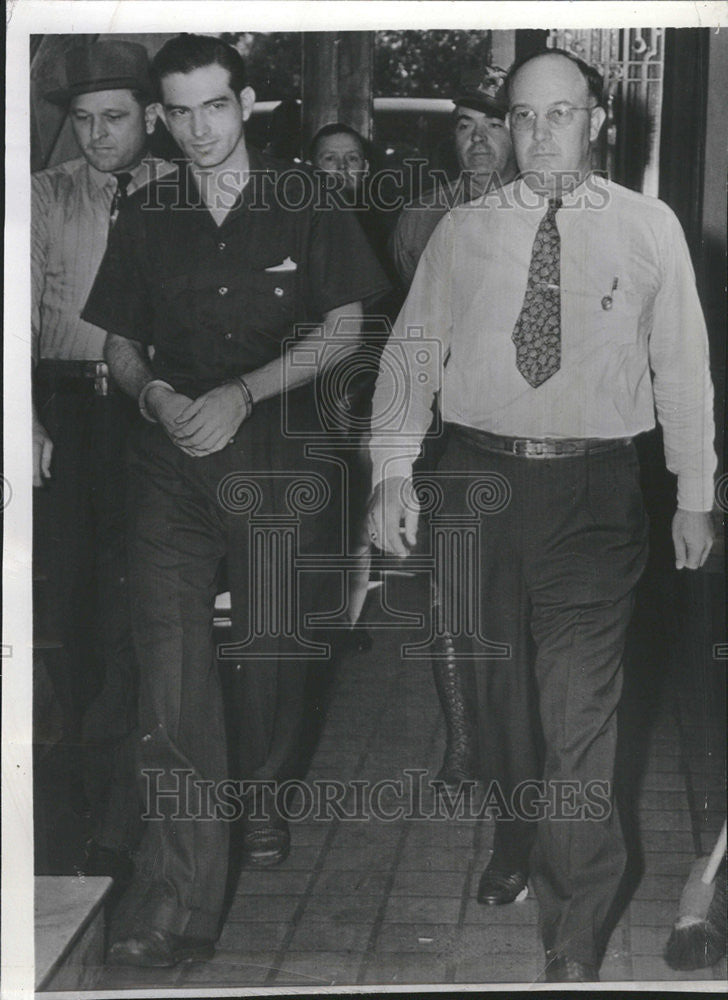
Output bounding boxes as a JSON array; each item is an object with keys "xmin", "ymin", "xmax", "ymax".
[
  {"xmin": 450, "ymin": 424, "xmax": 632, "ymax": 458},
  {"xmin": 35, "ymin": 359, "xmax": 116, "ymax": 397}
]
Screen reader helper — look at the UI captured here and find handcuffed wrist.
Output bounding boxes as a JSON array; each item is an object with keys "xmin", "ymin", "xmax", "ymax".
[
  {"xmin": 230, "ymin": 376, "xmax": 254, "ymax": 420},
  {"xmin": 138, "ymin": 379, "xmax": 174, "ymax": 423}
]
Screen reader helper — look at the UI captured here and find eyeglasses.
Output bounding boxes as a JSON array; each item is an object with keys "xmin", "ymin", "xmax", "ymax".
[{"xmin": 509, "ymin": 104, "xmax": 594, "ymax": 131}]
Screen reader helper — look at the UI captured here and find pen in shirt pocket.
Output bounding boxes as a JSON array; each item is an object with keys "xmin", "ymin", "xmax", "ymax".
[{"xmin": 602, "ymin": 276, "xmax": 619, "ymax": 310}]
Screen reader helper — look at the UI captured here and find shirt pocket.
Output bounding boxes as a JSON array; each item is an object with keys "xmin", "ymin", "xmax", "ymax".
[
  {"xmin": 247, "ymin": 268, "xmax": 298, "ymax": 330},
  {"xmin": 566, "ymin": 282, "xmax": 643, "ymax": 350}
]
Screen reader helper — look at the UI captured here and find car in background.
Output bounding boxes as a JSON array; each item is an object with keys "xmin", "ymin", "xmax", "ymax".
[{"xmin": 248, "ymin": 97, "xmax": 459, "ymax": 199}]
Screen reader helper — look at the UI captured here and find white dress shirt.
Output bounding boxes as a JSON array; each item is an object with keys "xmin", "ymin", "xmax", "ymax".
[{"xmin": 370, "ymin": 175, "xmax": 716, "ymax": 512}]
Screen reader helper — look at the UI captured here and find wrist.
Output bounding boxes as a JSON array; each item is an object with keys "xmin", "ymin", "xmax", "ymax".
[
  {"xmin": 138, "ymin": 379, "xmax": 174, "ymax": 423},
  {"xmin": 229, "ymin": 376, "xmax": 254, "ymax": 420}
]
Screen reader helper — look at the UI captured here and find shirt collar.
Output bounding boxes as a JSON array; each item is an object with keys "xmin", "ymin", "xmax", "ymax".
[
  {"xmin": 510, "ymin": 171, "xmax": 609, "ymax": 211},
  {"xmin": 181, "ymin": 144, "xmax": 274, "ymax": 212},
  {"xmin": 86, "ymin": 153, "xmax": 154, "ymax": 193}
]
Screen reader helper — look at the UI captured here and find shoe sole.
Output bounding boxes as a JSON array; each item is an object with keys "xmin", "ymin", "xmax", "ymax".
[
  {"xmin": 478, "ymin": 885, "xmax": 529, "ymax": 905},
  {"xmin": 243, "ymin": 843, "xmax": 291, "ymax": 868}
]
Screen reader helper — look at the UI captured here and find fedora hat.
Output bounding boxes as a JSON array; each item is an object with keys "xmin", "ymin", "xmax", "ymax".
[
  {"xmin": 453, "ymin": 66, "xmax": 508, "ymax": 120},
  {"xmin": 43, "ymin": 40, "xmax": 152, "ymax": 106}
]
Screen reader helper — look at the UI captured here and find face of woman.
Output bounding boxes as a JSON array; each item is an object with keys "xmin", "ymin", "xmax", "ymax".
[{"xmin": 313, "ymin": 132, "xmax": 367, "ymax": 194}]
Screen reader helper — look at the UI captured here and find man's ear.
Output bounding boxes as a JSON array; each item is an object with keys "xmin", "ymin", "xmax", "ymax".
[
  {"xmin": 240, "ymin": 86, "xmax": 256, "ymax": 123},
  {"xmin": 589, "ymin": 105, "xmax": 607, "ymax": 143},
  {"xmin": 145, "ymin": 102, "xmax": 161, "ymax": 136}
]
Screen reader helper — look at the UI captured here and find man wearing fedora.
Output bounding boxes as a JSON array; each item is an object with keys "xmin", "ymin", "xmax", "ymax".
[{"xmin": 32, "ymin": 39, "xmax": 172, "ymax": 881}]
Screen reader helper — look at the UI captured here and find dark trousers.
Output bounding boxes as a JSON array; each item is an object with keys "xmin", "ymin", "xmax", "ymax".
[
  {"xmin": 33, "ymin": 386, "xmax": 141, "ymax": 849},
  {"xmin": 121, "ymin": 387, "xmax": 341, "ymax": 939},
  {"xmin": 437, "ymin": 427, "xmax": 648, "ymax": 966}
]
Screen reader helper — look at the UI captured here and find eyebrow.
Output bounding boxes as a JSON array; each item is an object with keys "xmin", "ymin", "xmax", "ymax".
[
  {"xmin": 72, "ymin": 106, "xmax": 130, "ymax": 114},
  {"xmin": 163, "ymin": 95, "xmax": 231, "ymax": 111}
]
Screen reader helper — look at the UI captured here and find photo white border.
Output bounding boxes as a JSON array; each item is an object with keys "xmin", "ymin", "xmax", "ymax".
[{"xmin": 4, "ymin": 3, "xmax": 727, "ymax": 998}]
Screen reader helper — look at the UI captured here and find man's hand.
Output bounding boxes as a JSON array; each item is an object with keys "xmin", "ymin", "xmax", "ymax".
[
  {"xmin": 367, "ymin": 476, "xmax": 419, "ymax": 557},
  {"xmin": 672, "ymin": 509, "xmax": 714, "ymax": 570},
  {"xmin": 172, "ymin": 382, "xmax": 249, "ymax": 456},
  {"xmin": 145, "ymin": 386, "xmax": 198, "ymax": 454},
  {"xmin": 33, "ymin": 414, "xmax": 53, "ymax": 487}
]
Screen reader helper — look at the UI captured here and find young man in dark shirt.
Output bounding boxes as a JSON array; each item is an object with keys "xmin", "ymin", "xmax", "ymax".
[{"xmin": 84, "ymin": 34, "xmax": 388, "ymax": 967}]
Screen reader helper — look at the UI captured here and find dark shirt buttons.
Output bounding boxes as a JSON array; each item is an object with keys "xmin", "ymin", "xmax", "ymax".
[
  {"xmin": 218, "ymin": 241, "xmax": 226, "ymax": 251},
  {"xmin": 224, "ymin": 332, "xmax": 232, "ymax": 341},
  {"xmin": 219, "ymin": 286, "xmax": 228, "ymax": 296},
  {"xmin": 274, "ymin": 287, "xmax": 284, "ymax": 297}
]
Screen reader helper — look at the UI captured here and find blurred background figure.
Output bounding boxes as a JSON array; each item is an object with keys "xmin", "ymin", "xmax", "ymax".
[
  {"xmin": 264, "ymin": 97, "xmax": 303, "ymax": 160},
  {"xmin": 390, "ymin": 69, "xmax": 518, "ymax": 787},
  {"xmin": 392, "ymin": 67, "xmax": 517, "ymax": 288},
  {"xmin": 309, "ymin": 122, "xmax": 404, "ymax": 642}
]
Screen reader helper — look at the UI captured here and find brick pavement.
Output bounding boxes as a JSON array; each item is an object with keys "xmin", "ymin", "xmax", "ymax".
[{"xmin": 93, "ymin": 569, "xmax": 726, "ymax": 991}]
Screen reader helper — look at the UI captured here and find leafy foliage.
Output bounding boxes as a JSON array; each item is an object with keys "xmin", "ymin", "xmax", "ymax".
[
  {"xmin": 217, "ymin": 30, "xmax": 494, "ymax": 100},
  {"xmin": 374, "ymin": 30, "xmax": 494, "ymax": 97},
  {"xmin": 219, "ymin": 32, "xmax": 302, "ymax": 100}
]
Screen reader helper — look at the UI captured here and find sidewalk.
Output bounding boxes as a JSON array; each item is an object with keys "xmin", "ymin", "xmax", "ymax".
[{"xmin": 95, "ymin": 567, "xmax": 727, "ymax": 991}]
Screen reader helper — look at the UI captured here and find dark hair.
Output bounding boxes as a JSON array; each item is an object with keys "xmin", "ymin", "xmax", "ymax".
[
  {"xmin": 151, "ymin": 33, "xmax": 247, "ymax": 101},
  {"xmin": 309, "ymin": 122, "xmax": 365, "ymax": 162},
  {"xmin": 505, "ymin": 47, "xmax": 604, "ymax": 106}
]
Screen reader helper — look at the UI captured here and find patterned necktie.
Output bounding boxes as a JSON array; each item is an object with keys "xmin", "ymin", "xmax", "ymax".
[
  {"xmin": 109, "ymin": 172, "xmax": 133, "ymax": 227},
  {"xmin": 511, "ymin": 199, "xmax": 562, "ymax": 388}
]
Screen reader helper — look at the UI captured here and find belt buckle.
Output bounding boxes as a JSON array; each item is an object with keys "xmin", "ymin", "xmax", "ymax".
[
  {"xmin": 93, "ymin": 361, "xmax": 109, "ymax": 397},
  {"xmin": 514, "ymin": 439, "xmax": 547, "ymax": 458}
]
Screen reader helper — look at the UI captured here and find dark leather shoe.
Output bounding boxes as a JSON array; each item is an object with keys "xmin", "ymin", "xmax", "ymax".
[
  {"xmin": 242, "ymin": 820, "xmax": 290, "ymax": 868},
  {"xmin": 544, "ymin": 952, "xmax": 599, "ymax": 982},
  {"xmin": 108, "ymin": 928, "xmax": 215, "ymax": 968},
  {"xmin": 477, "ymin": 865, "xmax": 528, "ymax": 905}
]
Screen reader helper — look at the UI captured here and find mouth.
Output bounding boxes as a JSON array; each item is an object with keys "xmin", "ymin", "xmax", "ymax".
[{"xmin": 192, "ymin": 142, "xmax": 217, "ymax": 154}]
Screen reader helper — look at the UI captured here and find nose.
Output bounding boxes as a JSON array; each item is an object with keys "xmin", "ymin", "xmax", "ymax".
[
  {"xmin": 472, "ymin": 125, "xmax": 492, "ymax": 147},
  {"xmin": 532, "ymin": 112, "xmax": 552, "ymax": 143},
  {"xmin": 90, "ymin": 116, "xmax": 108, "ymax": 141},
  {"xmin": 190, "ymin": 109, "xmax": 210, "ymax": 139}
]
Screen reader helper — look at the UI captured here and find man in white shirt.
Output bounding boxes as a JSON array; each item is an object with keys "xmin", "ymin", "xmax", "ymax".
[{"xmin": 368, "ymin": 49, "xmax": 715, "ymax": 982}]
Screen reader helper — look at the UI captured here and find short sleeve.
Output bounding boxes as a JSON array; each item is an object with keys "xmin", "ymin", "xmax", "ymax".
[
  {"xmin": 82, "ymin": 201, "xmax": 154, "ymax": 345},
  {"xmin": 305, "ymin": 204, "xmax": 390, "ymax": 317}
]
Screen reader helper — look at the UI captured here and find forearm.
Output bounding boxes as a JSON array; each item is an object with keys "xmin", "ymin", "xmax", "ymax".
[
  {"xmin": 241, "ymin": 301, "xmax": 363, "ymax": 405},
  {"xmin": 104, "ymin": 333, "xmax": 155, "ymax": 402}
]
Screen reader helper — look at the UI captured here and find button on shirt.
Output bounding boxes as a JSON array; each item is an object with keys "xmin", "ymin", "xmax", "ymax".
[
  {"xmin": 83, "ymin": 150, "xmax": 390, "ymax": 398},
  {"xmin": 31, "ymin": 156, "xmax": 172, "ymax": 361},
  {"xmin": 370, "ymin": 176, "xmax": 715, "ymax": 511}
]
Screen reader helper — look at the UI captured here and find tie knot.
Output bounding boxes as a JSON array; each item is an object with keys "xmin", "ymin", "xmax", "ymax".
[
  {"xmin": 114, "ymin": 172, "xmax": 133, "ymax": 195},
  {"xmin": 548, "ymin": 198, "xmax": 562, "ymax": 213}
]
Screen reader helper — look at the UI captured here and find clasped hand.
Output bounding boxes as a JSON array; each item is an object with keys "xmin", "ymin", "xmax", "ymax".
[{"xmin": 150, "ymin": 382, "xmax": 248, "ymax": 457}]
